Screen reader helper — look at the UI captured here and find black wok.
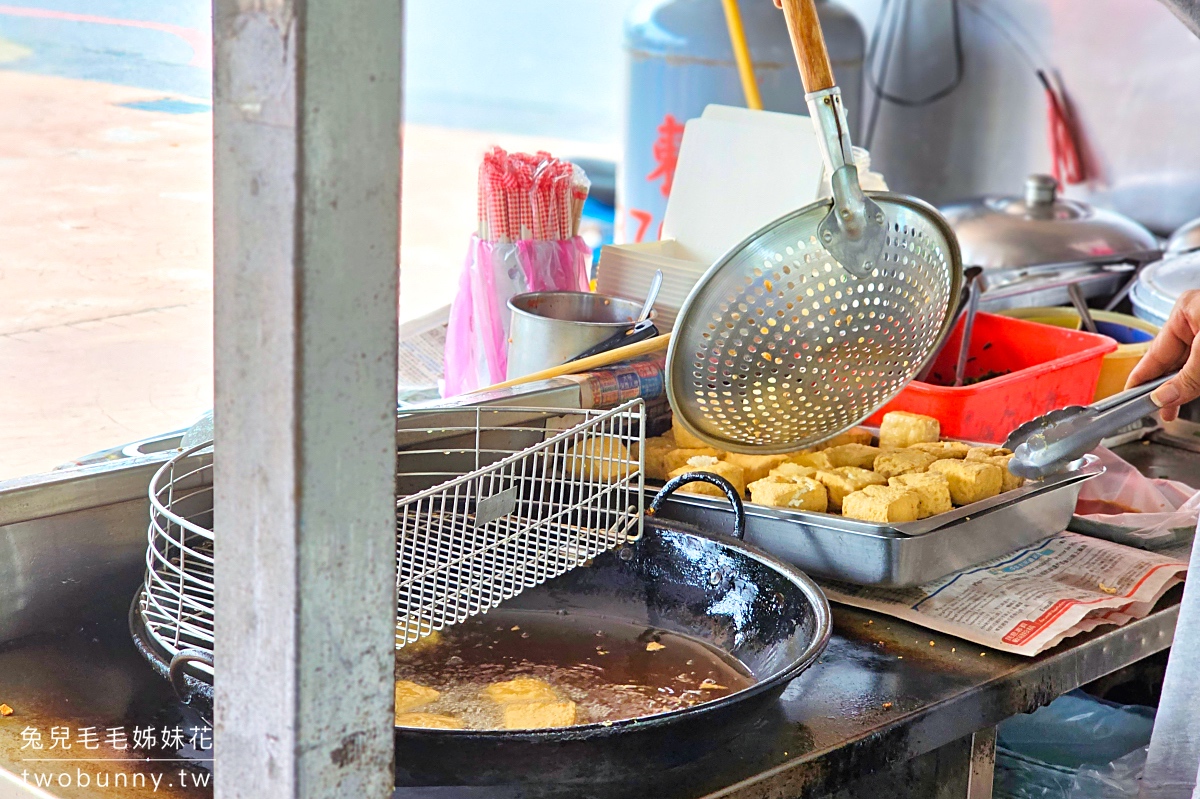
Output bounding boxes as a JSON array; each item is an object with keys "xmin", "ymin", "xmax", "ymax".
[
  {"xmin": 131, "ymin": 474, "xmax": 831, "ymax": 786},
  {"xmin": 393, "ymin": 473, "xmax": 831, "ymax": 785}
]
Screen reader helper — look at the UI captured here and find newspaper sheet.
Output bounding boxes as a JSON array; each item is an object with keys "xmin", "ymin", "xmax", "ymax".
[
  {"xmin": 821, "ymin": 532, "xmax": 1187, "ymax": 656},
  {"xmin": 398, "ymin": 305, "xmax": 449, "ymax": 403}
]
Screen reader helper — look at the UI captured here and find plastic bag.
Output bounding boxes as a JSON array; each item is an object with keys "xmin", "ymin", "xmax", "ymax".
[
  {"xmin": 442, "ymin": 235, "xmax": 590, "ymax": 396},
  {"xmin": 995, "ymin": 691, "xmax": 1155, "ymax": 799},
  {"xmin": 1067, "ymin": 745, "xmax": 1146, "ymax": 798},
  {"xmin": 995, "ymin": 747, "xmax": 1076, "ymax": 799},
  {"xmin": 998, "ymin": 691, "xmax": 1155, "ymax": 768},
  {"xmin": 1070, "ymin": 447, "xmax": 1200, "ymax": 549}
]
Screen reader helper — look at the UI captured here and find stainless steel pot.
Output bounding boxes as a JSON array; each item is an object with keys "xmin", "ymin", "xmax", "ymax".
[
  {"xmin": 1166, "ymin": 215, "xmax": 1200, "ymax": 257},
  {"xmin": 506, "ymin": 291, "xmax": 645, "ymax": 380},
  {"xmin": 940, "ymin": 175, "xmax": 1159, "ymax": 309}
]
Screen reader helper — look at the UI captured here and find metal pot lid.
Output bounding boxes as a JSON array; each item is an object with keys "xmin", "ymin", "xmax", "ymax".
[
  {"xmin": 1135, "ymin": 250, "xmax": 1200, "ymax": 319},
  {"xmin": 1166, "ymin": 216, "xmax": 1200, "ymax": 257},
  {"xmin": 940, "ymin": 174, "xmax": 1158, "ymax": 268}
]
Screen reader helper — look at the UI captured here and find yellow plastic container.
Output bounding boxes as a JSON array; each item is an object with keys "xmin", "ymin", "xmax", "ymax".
[
  {"xmin": 996, "ymin": 306, "xmax": 1083, "ymax": 331},
  {"xmin": 997, "ymin": 308, "xmax": 1160, "ymax": 401}
]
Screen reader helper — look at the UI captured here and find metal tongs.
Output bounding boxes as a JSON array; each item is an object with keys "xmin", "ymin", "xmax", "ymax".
[{"xmin": 1005, "ymin": 372, "xmax": 1176, "ymax": 479}]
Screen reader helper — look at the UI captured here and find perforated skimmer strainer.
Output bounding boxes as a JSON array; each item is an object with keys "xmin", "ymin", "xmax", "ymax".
[
  {"xmin": 666, "ymin": 199, "xmax": 961, "ymax": 453},
  {"xmin": 665, "ymin": 0, "xmax": 963, "ymax": 454}
]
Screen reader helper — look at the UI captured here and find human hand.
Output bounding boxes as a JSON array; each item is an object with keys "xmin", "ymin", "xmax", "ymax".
[{"xmin": 1126, "ymin": 289, "xmax": 1200, "ymax": 422}]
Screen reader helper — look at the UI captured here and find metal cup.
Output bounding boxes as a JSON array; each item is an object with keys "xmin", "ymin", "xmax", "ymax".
[{"xmin": 505, "ymin": 292, "xmax": 644, "ymax": 380}]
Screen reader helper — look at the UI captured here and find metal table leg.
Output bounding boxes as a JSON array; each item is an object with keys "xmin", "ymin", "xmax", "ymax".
[{"xmin": 966, "ymin": 727, "xmax": 996, "ymax": 799}]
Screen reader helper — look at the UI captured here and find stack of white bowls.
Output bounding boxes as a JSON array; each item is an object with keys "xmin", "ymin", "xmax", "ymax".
[{"xmin": 1131, "ymin": 250, "xmax": 1200, "ymax": 328}]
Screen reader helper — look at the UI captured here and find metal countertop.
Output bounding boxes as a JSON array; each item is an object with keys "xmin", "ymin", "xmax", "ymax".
[
  {"xmin": 0, "ymin": 437, "xmax": 1192, "ymax": 799},
  {"xmin": 0, "ymin": 593, "xmax": 1179, "ymax": 799}
]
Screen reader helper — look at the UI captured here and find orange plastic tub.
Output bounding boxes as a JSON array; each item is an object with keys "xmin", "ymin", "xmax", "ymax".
[{"xmin": 865, "ymin": 312, "xmax": 1118, "ymax": 443}]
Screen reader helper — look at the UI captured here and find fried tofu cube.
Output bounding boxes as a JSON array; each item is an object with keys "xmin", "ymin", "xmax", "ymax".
[
  {"xmin": 502, "ymin": 700, "xmax": 578, "ymax": 730},
  {"xmin": 481, "ymin": 677, "xmax": 559, "ymax": 705},
  {"xmin": 671, "ymin": 415, "xmax": 708, "ymax": 449},
  {"xmin": 394, "ymin": 680, "xmax": 440, "ymax": 714},
  {"xmin": 747, "ymin": 475, "xmax": 828, "ymax": 512},
  {"xmin": 878, "ymin": 411, "xmax": 941, "ymax": 449},
  {"xmin": 722, "ymin": 452, "xmax": 788, "ymax": 484},
  {"xmin": 873, "ymin": 449, "xmax": 939, "ymax": 479},
  {"xmin": 394, "ymin": 712, "xmax": 465, "ymax": 730},
  {"xmin": 770, "ymin": 462, "xmax": 817, "ymax": 480},
  {"xmin": 667, "ymin": 457, "xmax": 746, "ymax": 498},
  {"xmin": 817, "ymin": 427, "xmax": 876, "ymax": 449},
  {"xmin": 784, "ymin": 450, "xmax": 834, "ymax": 470},
  {"xmin": 981, "ymin": 454, "xmax": 1024, "ymax": 492},
  {"xmin": 889, "ymin": 472, "xmax": 953, "ymax": 518},
  {"xmin": 815, "ymin": 467, "xmax": 887, "ymax": 510},
  {"xmin": 664, "ymin": 447, "xmax": 723, "ymax": 473},
  {"xmin": 842, "ymin": 485, "xmax": 921, "ymax": 523},
  {"xmin": 965, "ymin": 446, "xmax": 1012, "ymax": 462},
  {"xmin": 909, "ymin": 441, "xmax": 971, "ymax": 460},
  {"xmin": 642, "ymin": 436, "xmax": 676, "ymax": 481},
  {"xmin": 929, "ymin": 459, "xmax": 1002, "ymax": 505},
  {"xmin": 824, "ymin": 443, "xmax": 883, "ymax": 470},
  {"xmin": 565, "ymin": 437, "xmax": 631, "ymax": 482}
]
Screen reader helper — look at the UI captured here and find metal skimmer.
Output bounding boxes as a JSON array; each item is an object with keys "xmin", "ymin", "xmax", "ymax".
[
  {"xmin": 667, "ymin": 199, "xmax": 962, "ymax": 453},
  {"xmin": 134, "ymin": 400, "xmax": 645, "ymax": 676}
]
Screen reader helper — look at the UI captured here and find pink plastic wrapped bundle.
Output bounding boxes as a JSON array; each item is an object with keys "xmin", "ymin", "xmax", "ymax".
[
  {"xmin": 443, "ymin": 148, "xmax": 591, "ymax": 396},
  {"xmin": 1072, "ymin": 447, "xmax": 1200, "ymax": 549}
]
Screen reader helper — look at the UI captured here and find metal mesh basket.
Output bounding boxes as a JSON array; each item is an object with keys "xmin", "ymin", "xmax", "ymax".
[
  {"xmin": 139, "ymin": 445, "xmax": 215, "ymax": 677},
  {"xmin": 394, "ymin": 402, "xmax": 644, "ymax": 645},
  {"xmin": 133, "ymin": 400, "xmax": 645, "ymax": 671}
]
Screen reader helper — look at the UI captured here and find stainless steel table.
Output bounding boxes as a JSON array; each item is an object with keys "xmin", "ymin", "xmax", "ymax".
[
  {"xmin": 0, "ymin": 435, "xmax": 1192, "ymax": 799},
  {"xmin": 0, "ymin": 586, "xmax": 1179, "ymax": 799}
]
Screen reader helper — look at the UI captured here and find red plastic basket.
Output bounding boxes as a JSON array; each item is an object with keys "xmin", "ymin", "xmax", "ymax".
[{"xmin": 865, "ymin": 312, "xmax": 1118, "ymax": 443}]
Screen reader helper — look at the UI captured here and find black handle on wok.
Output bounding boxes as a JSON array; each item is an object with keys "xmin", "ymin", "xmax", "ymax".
[
  {"xmin": 169, "ymin": 649, "xmax": 215, "ymax": 709},
  {"xmin": 647, "ymin": 472, "xmax": 746, "ymax": 541}
]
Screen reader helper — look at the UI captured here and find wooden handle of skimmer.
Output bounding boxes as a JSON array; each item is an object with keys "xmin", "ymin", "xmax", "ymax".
[{"xmin": 780, "ymin": 0, "xmax": 835, "ymax": 92}]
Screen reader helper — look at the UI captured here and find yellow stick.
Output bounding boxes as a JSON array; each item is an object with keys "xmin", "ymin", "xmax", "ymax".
[
  {"xmin": 721, "ymin": 0, "xmax": 764, "ymax": 111},
  {"xmin": 477, "ymin": 334, "xmax": 672, "ymax": 393}
]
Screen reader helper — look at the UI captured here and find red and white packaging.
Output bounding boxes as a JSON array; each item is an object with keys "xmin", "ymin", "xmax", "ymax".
[{"xmin": 443, "ymin": 148, "xmax": 592, "ymax": 396}]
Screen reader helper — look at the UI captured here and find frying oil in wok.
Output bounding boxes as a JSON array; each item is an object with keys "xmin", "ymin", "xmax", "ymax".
[{"xmin": 394, "ymin": 609, "xmax": 754, "ymax": 730}]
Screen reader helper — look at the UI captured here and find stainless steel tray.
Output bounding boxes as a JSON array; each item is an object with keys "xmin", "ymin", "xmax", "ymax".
[{"xmin": 648, "ymin": 455, "xmax": 1104, "ymax": 587}]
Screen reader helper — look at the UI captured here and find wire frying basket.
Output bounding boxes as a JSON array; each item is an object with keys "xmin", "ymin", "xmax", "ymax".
[
  {"xmin": 139, "ymin": 445, "xmax": 215, "ymax": 678},
  {"xmin": 393, "ymin": 402, "xmax": 645, "ymax": 645},
  {"xmin": 133, "ymin": 400, "xmax": 646, "ymax": 682}
]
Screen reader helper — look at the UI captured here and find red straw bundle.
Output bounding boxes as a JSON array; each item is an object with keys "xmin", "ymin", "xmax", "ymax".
[{"xmin": 477, "ymin": 147, "xmax": 590, "ymax": 242}]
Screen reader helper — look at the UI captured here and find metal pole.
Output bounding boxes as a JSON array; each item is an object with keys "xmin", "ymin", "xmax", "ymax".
[{"xmin": 211, "ymin": 0, "xmax": 402, "ymax": 796}]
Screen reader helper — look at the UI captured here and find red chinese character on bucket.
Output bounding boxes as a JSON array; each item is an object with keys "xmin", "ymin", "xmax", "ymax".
[{"xmin": 645, "ymin": 114, "xmax": 686, "ymax": 198}]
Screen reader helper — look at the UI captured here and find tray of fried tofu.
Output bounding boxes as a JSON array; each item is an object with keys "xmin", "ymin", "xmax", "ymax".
[{"xmin": 640, "ymin": 410, "xmax": 1104, "ymax": 587}]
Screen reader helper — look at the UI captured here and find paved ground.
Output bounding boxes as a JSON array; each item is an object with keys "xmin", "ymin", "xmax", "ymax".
[{"xmin": 0, "ymin": 1, "xmax": 627, "ymax": 479}]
